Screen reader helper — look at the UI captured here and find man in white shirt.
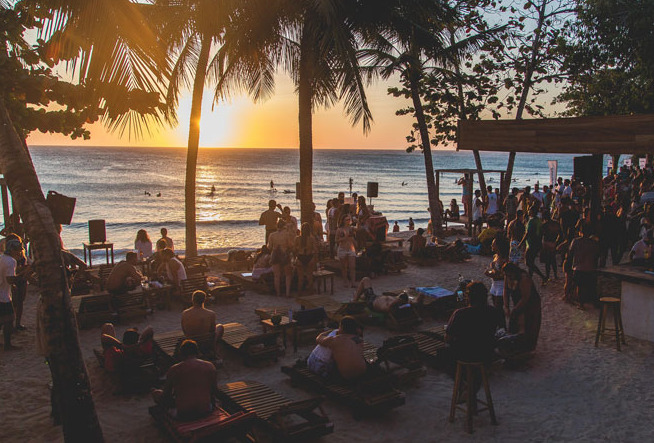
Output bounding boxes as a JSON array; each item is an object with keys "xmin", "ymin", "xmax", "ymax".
[
  {"xmin": 532, "ymin": 183, "xmax": 544, "ymax": 207},
  {"xmin": 485, "ymin": 186, "xmax": 498, "ymax": 216},
  {"xmin": 630, "ymin": 230, "xmax": 653, "ymax": 264},
  {"xmin": 0, "ymin": 240, "xmax": 22, "ymax": 350}
]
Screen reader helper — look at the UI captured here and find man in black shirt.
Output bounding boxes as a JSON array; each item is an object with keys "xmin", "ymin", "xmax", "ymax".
[{"xmin": 446, "ymin": 282, "xmax": 501, "ymax": 363}]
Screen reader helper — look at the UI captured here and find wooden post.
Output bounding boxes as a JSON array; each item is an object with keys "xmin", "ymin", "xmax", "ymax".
[
  {"xmin": 467, "ymin": 173, "xmax": 473, "ymax": 236},
  {"xmin": 590, "ymin": 154, "xmax": 603, "ymax": 224}
]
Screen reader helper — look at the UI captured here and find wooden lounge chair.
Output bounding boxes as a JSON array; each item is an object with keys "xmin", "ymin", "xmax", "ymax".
[
  {"xmin": 149, "ymin": 404, "xmax": 255, "ymax": 443},
  {"xmin": 182, "ymin": 256, "xmax": 209, "ymax": 277},
  {"xmin": 385, "ymin": 303, "xmax": 422, "ymax": 331},
  {"xmin": 375, "ymin": 335, "xmax": 427, "ymax": 386},
  {"xmin": 98, "ymin": 264, "xmax": 114, "ymax": 291},
  {"xmin": 281, "ymin": 362, "xmax": 405, "ymax": 419},
  {"xmin": 254, "ymin": 306, "xmax": 290, "ymax": 320},
  {"xmin": 217, "ymin": 380, "xmax": 334, "ymax": 442},
  {"xmin": 113, "ymin": 290, "xmax": 147, "ymax": 323},
  {"xmin": 406, "ymin": 326, "xmax": 448, "ymax": 368},
  {"xmin": 152, "ymin": 330, "xmax": 218, "ymax": 373},
  {"xmin": 293, "ymin": 307, "xmax": 327, "ymax": 345},
  {"xmin": 219, "ymin": 322, "xmax": 283, "ymax": 366},
  {"xmin": 72, "ymin": 293, "xmax": 114, "ymax": 329},
  {"xmin": 222, "ymin": 271, "xmax": 273, "ymax": 294},
  {"xmin": 296, "ymin": 295, "xmax": 368, "ymax": 324},
  {"xmin": 179, "ymin": 275, "xmax": 244, "ymax": 305}
]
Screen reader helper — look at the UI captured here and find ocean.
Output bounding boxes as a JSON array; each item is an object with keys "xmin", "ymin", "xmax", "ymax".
[{"xmin": 6, "ymin": 146, "xmax": 601, "ymax": 258}]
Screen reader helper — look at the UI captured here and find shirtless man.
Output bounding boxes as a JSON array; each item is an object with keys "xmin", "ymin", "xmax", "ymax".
[
  {"xmin": 152, "ymin": 340, "xmax": 218, "ymax": 420},
  {"xmin": 258, "ymin": 199, "xmax": 282, "ymax": 244},
  {"xmin": 408, "ymin": 228, "xmax": 427, "ymax": 257},
  {"xmin": 353, "ymin": 277, "xmax": 417, "ymax": 313},
  {"xmin": 181, "ymin": 291, "xmax": 224, "ymax": 347},
  {"xmin": 106, "ymin": 252, "xmax": 142, "ymax": 294},
  {"xmin": 313, "ymin": 316, "xmax": 366, "ymax": 380}
]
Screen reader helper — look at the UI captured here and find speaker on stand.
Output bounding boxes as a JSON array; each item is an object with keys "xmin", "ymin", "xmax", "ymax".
[
  {"xmin": 367, "ymin": 182, "xmax": 378, "ymax": 206},
  {"xmin": 88, "ymin": 219, "xmax": 106, "ymax": 243}
]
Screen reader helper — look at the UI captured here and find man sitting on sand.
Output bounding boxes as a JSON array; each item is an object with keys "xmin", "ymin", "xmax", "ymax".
[
  {"xmin": 408, "ymin": 228, "xmax": 427, "ymax": 258},
  {"xmin": 152, "ymin": 340, "xmax": 218, "ymax": 420},
  {"xmin": 352, "ymin": 277, "xmax": 417, "ymax": 313},
  {"xmin": 308, "ymin": 316, "xmax": 366, "ymax": 381},
  {"xmin": 106, "ymin": 252, "xmax": 142, "ymax": 295},
  {"xmin": 181, "ymin": 291, "xmax": 224, "ymax": 356}
]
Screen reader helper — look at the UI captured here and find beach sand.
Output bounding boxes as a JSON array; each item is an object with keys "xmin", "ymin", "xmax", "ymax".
[{"xmin": 1, "ymin": 233, "xmax": 653, "ymax": 442}]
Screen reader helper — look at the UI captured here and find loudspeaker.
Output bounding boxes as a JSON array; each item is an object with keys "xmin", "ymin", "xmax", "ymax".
[
  {"xmin": 46, "ymin": 191, "xmax": 76, "ymax": 225},
  {"xmin": 367, "ymin": 182, "xmax": 378, "ymax": 198},
  {"xmin": 574, "ymin": 156, "xmax": 601, "ymax": 184},
  {"xmin": 89, "ymin": 219, "xmax": 106, "ymax": 243}
]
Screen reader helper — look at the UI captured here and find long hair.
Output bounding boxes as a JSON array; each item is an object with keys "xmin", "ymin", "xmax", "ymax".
[{"xmin": 136, "ymin": 229, "xmax": 150, "ymax": 243}]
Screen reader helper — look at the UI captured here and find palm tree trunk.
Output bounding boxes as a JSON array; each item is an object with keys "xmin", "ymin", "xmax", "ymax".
[
  {"xmin": 298, "ymin": 32, "xmax": 314, "ymax": 230},
  {"xmin": 184, "ymin": 35, "xmax": 211, "ymax": 257},
  {"xmin": 0, "ymin": 102, "xmax": 104, "ymax": 441},
  {"xmin": 504, "ymin": 0, "xmax": 548, "ymax": 199},
  {"xmin": 410, "ymin": 79, "xmax": 442, "ymax": 233}
]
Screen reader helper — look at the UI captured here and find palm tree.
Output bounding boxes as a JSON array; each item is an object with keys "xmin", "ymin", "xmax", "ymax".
[
  {"xmin": 362, "ymin": 4, "xmax": 498, "ymax": 232},
  {"xmin": 1, "ymin": 1, "xmax": 168, "ymax": 440}
]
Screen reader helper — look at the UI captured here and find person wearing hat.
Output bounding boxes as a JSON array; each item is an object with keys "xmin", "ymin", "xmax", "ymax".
[{"xmin": 0, "ymin": 239, "xmax": 23, "ymax": 350}]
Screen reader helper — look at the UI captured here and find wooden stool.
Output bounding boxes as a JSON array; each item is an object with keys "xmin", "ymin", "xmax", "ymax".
[
  {"xmin": 449, "ymin": 361, "xmax": 497, "ymax": 434},
  {"xmin": 594, "ymin": 297, "xmax": 626, "ymax": 351}
]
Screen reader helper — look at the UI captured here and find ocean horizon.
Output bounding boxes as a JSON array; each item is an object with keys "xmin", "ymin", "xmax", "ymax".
[{"xmin": 5, "ymin": 146, "xmax": 614, "ymax": 260}]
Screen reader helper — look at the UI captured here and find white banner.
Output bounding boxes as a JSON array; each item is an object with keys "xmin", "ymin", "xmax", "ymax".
[
  {"xmin": 548, "ymin": 160, "xmax": 558, "ymax": 187},
  {"xmin": 639, "ymin": 158, "xmax": 647, "ymax": 169},
  {"xmin": 624, "ymin": 158, "xmax": 632, "ymax": 167},
  {"xmin": 607, "ymin": 158, "xmax": 613, "ymax": 168}
]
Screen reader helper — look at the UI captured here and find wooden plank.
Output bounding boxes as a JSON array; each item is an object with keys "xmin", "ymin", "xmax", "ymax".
[{"xmin": 458, "ymin": 114, "xmax": 654, "ymax": 154}]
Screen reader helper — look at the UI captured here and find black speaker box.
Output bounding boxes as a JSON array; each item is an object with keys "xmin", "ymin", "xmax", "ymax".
[
  {"xmin": 367, "ymin": 182, "xmax": 379, "ymax": 198},
  {"xmin": 88, "ymin": 219, "xmax": 106, "ymax": 243},
  {"xmin": 574, "ymin": 156, "xmax": 602, "ymax": 184},
  {"xmin": 46, "ymin": 191, "xmax": 76, "ymax": 225}
]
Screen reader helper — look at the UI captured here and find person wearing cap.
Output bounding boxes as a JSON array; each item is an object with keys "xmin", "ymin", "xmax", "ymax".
[{"xmin": 0, "ymin": 239, "xmax": 23, "ymax": 350}]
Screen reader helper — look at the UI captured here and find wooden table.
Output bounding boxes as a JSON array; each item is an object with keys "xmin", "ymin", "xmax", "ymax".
[
  {"xmin": 83, "ymin": 242, "xmax": 114, "ymax": 267},
  {"xmin": 142, "ymin": 283, "xmax": 173, "ymax": 310},
  {"xmin": 313, "ymin": 270, "xmax": 335, "ymax": 295},
  {"xmin": 261, "ymin": 316, "xmax": 298, "ymax": 353}
]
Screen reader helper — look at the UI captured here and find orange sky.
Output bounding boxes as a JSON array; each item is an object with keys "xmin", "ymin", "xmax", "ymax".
[{"xmin": 27, "ymin": 75, "xmax": 417, "ymax": 150}]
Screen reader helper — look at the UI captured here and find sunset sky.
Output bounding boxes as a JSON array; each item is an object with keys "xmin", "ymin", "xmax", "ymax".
[{"xmin": 27, "ymin": 74, "xmax": 418, "ymax": 150}]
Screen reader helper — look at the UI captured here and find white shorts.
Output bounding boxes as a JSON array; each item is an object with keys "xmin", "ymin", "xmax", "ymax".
[
  {"xmin": 489, "ymin": 280, "xmax": 504, "ymax": 297},
  {"xmin": 337, "ymin": 249, "xmax": 356, "ymax": 260}
]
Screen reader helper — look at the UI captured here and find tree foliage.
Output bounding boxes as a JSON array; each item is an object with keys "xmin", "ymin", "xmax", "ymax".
[{"xmin": 556, "ymin": 0, "xmax": 654, "ymax": 116}]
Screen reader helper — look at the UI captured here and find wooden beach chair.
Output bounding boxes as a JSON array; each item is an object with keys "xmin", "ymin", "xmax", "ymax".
[
  {"xmin": 254, "ymin": 306, "xmax": 290, "ymax": 320},
  {"xmin": 375, "ymin": 335, "xmax": 427, "ymax": 386},
  {"xmin": 179, "ymin": 275, "xmax": 243, "ymax": 305},
  {"xmin": 281, "ymin": 362, "xmax": 405, "ymax": 419},
  {"xmin": 385, "ymin": 303, "xmax": 422, "ymax": 331},
  {"xmin": 113, "ymin": 290, "xmax": 148, "ymax": 323},
  {"xmin": 182, "ymin": 256, "xmax": 209, "ymax": 277},
  {"xmin": 217, "ymin": 380, "xmax": 334, "ymax": 442},
  {"xmin": 72, "ymin": 293, "xmax": 114, "ymax": 329},
  {"xmin": 296, "ymin": 294, "xmax": 368, "ymax": 324},
  {"xmin": 152, "ymin": 330, "xmax": 218, "ymax": 373},
  {"xmin": 149, "ymin": 404, "xmax": 255, "ymax": 443},
  {"xmin": 98, "ymin": 264, "xmax": 114, "ymax": 291},
  {"xmin": 406, "ymin": 326, "xmax": 448, "ymax": 368},
  {"xmin": 219, "ymin": 322, "xmax": 283, "ymax": 366},
  {"xmin": 223, "ymin": 271, "xmax": 273, "ymax": 294}
]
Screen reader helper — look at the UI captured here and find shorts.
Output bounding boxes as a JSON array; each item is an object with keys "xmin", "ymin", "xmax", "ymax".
[
  {"xmin": 0, "ymin": 302, "xmax": 15, "ymax": 324},
  {"xmin": 307, "ymin": 354, "xmax": 334, "ymax": 378},
  {"xmin": 489, "ymin": 280, "xmax": 504, "ymax": 297},
  {"xmin": 337, "ymin": 249, "xmax": 356, "ymax": 260}
]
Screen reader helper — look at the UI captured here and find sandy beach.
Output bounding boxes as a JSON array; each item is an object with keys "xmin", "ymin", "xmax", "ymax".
[{"xmin": 1, "ymin": 232, "xmax": 653, "ymax": 442}]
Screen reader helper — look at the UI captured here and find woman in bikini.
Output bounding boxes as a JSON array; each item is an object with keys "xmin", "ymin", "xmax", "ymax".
[
  {"xmin": 336, "ymin": 214, "xmax": 357, "ymax": 288},
  {"xmin": 294, "ymin": 222, "xmax": 318, "ymax": 295}
]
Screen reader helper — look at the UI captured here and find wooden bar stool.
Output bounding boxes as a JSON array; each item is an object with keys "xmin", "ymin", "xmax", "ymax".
[
  {"xmin": 594, "ymin": 297, "xmax": 626, "ymax": 351},
  {"xmin": 449, "ymin": 360, "xmax": 497, "ymax": 433}
]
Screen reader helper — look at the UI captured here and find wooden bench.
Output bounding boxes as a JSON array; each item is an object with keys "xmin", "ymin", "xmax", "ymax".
[
  {"xmin": 281, "ymin": 362, "xmax": 405, "ymax": 419},
  {"xmin": 223, "ymin": 271, "xmax": 273, "ymax": 294},
  {"xmin": 406, "ymin": 326, "xmax": 448, "ymax": 368},
  {"xmin": 72, "ymin": 293, "xmax": 114, "ymax": 329},
  {"xmin": 98, "ymin": 264, "xmax": 114, "ymax": 291},
  {"xmin": 183, "ymin": 256, "xmax": 209, "ymax": 277},
  {"xmin": 153, "ymin": 330, "xmax": 217, "ymax": 373},
  {"xmin": 180, "ymin": 276, "xmax": 244, "ymax": 305},
  {"xmin": 217, "ymin": 380, "xmax": 334, "ymax": 442},
  {"xmin": 376, "ymin": 335, "xmax": 427, "ymax": 386},
  {"xmin": 149, "ymin": 404, "xmax": 255, "ymax": 443},
  {"xmin": 219, "ymin": 322, "xmax": 283, "ymax": 366},
  {"xmin": 113, "ymin": 290, "xmax": 148, "ymax": 323}
]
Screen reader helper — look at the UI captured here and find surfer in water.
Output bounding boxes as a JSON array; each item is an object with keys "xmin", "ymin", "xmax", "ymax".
[{"xmin": 209, "ymin": 185, "xmax": 216, "ymax": 197}]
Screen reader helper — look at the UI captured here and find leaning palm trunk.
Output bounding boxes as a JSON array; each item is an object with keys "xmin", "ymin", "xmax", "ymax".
[
  {"xmin": 298, "ymin": 33, "xmax": 314, "ymax": 230},
  {"xmin": 0, "ymin": 102, "xmax": 104, "ymax": 441},
  {"xmin": 184, "ymin": 34, "xmax": 211, "ymax": 258},
  {"xmin": 410, "ymin": 78, "xmax": 442, "ymax": 233}
]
